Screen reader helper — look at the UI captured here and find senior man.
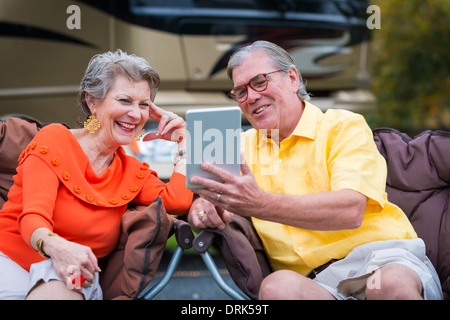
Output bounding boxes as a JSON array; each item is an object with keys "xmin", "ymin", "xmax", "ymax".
[{"xmin": 188, "ymin": 41, "xmax": 442, "ymax": 300}]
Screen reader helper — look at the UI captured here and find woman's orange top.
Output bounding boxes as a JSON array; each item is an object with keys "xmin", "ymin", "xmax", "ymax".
[{"xmin": 0, "ymin": 124, "xmax": 193, "ymax": 270}]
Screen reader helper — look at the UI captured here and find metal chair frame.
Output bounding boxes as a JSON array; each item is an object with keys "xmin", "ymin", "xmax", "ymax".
[{"xmin": 138, "ymin": 224, "xmax": 249, "ymax": 300}]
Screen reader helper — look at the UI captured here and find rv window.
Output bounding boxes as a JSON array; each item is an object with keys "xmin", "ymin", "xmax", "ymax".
[
  {"xmin": 290, "ymin": 0, "xmax": 368, "ymax": 18},
  {"xmin": 131, "ymin": 0, "xmax": 367, "ymax": 16},
  {"xmin": 132, "ymin": 0, "xmax": 274, "ymax": 10},
  {"xmin": 132, "ymin": 0, "xmax": 195, "ymax": 8}
]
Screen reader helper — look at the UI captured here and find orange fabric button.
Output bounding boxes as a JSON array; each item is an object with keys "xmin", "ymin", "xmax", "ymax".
[
  {"xmin": 86, "ymin": 194, "xmax": 93, "ymax": 202},
  {"xmin": 39, "ymin": 145, "xmax": 49, "ymax": 154},
  {"xmin": 51, "ymin": 157, "xmax": 60, "ymax": 166},
  {"xmin": 109, "ymin": 199, "xmax": 118, "ymax": 205},
  {"xmin": 129, "ymin": 185, "xmax": 139, "ymax": 192},
  {"xmin": 121, "ymin": 193, "xmax": 131, "ymax": 200},
  {"xmin": 62, "ymin": 172, "xmax": 70, "ymax": 181},
  {"xmin": 73, "ymin": 185, "xmax": 81, "ymax": 194},
  {"xmin": 18, "ymin": 150, "xmax": 26, "ymax": 163},
  {"xmin": 136, "ymin": 172, "xmax": 145, "ymax": 179}
]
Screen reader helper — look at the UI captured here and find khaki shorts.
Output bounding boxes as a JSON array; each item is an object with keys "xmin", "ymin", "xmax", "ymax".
[
  {"xmin": 312, "ymin": 238, "xmax": 443, "ymax": 300},
  {"xmin": 0, "ymin": 251, "xmax": 102, "ymax": 300},
  {"xmin": 29, "ymin": 259, "xmax": 103, "ymax": 300}
]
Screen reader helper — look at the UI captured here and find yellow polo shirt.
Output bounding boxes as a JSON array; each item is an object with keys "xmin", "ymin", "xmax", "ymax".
[{"xmin": 241, "ymin": 101, "xmax": 417, "ymax": 275}]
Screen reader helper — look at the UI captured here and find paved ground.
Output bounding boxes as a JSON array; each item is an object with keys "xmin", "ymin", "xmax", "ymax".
[{"xmin": 139, "ymin": 249, "xmax": 247, "ymax": 300}]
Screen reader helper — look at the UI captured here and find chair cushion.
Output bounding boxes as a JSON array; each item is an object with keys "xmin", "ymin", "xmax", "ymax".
[
  {"xmin": 99, "ymin": 197, "xmax": 175, "ymax": 300},
  {"xmin": 373, "ymin": 128, "xmax": 450, "ymax": 299},
  {"xmin": 0, "ymin": 117, "xmax": 42, "ymax": 207}
]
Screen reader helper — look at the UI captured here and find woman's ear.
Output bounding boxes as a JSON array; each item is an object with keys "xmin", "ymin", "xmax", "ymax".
[{"xmin": 85, "ymin": 93, "xmax": 96, "ymax": 114}]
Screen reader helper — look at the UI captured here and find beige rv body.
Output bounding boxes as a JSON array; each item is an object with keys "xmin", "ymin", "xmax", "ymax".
[{"xmin": 0, "ymin": 0, "xmax": 375, "ymax": 127}]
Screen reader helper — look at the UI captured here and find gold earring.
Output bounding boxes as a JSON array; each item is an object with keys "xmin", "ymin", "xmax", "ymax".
[
  {"xmin": 84, "ymin": 115, "xmax": 101, "ymax": 134},
  {"xmin": 135, "ymin": 129, "xmax": 145, "ymax": 141}
]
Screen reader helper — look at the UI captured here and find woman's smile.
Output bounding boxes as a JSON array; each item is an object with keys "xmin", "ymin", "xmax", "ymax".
[{"xmin": 115, "ymin": 120, "xmax": 137, "ymax": 133}]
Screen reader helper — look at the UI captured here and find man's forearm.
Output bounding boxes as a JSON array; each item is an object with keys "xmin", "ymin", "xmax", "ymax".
[{"xmin": 254, "ymin": 188, "xmax": 367, "ymax": 231}]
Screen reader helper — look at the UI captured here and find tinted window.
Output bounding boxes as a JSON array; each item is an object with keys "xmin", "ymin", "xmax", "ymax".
[
  {"xmin": 132, "ymin": 0, "xmax": 195, "ymax": 8},
  {"xmin": 132, "ymin": 0, "xmax": 274, "ymax": 10},
  {"xmin": 290, "ymin": 0, "xmax": 368, "ymax": 18},
  {"xmin": 132, "ymin": 0, "xmax": 368, "ymax": 17}
]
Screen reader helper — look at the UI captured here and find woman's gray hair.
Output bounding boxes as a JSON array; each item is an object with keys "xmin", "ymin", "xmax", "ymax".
[
  {"xmin": 78, "ymin": 49, "xmax": 160, "ymax": 118},
  {"xmin": 227, "ymin": 40, "xmax": 310, "ymax": 101}
]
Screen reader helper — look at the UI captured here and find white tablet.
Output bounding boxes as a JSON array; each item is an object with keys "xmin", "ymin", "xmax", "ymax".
[{"xmin": 186, "ymin": 107, "xmax": 242, "ymax": 189}]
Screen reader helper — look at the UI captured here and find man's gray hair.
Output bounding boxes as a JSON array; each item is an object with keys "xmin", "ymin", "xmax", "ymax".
[
  {"xmin": 78, "ymin": 49, "xmax": 160, "ymax": 118},
  {"xmin": 227, "ymin": 40, "xmax": 310, "ymax": 101}
]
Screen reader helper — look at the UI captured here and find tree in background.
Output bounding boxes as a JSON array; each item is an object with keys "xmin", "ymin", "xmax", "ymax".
[{"xmin": 370, "ymin": 0, "xmax": 449, "ymax": 134}]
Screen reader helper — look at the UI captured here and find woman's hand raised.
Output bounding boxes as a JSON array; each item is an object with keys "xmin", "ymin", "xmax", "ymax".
[{"xmin": 143, "ymin": 101, "xmax": 186, "ymax": 143}]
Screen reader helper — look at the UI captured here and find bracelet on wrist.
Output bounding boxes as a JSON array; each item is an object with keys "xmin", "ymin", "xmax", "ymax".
[
  {"xmin": 173, "ymin": 148, "xmax": 186, "ymax": 165},
  {"xmin": 36, "ymin": 232, "xmax": 59, "ymax": 259}
]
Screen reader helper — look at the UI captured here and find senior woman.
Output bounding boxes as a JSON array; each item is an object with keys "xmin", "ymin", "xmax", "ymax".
[{"xmin": 0, "ymin": 50, "xmax": 193, "ymax": 299}]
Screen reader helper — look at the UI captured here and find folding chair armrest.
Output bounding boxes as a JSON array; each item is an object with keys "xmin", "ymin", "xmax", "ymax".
[
  {"xmin": 193, "ymin": 229, "xmax": 215, "ymax": 253},
  {"xmin": 173, "ymin": 219, "xmax": 194, "ymax": 249}
]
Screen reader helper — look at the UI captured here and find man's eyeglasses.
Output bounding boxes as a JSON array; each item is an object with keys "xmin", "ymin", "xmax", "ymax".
[{"xmin": 228, "ymin": 70, "xmax": 283, "ymax": 102}]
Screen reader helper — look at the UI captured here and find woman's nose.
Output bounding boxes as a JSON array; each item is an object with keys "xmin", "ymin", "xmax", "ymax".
[{"xmin": 127, "ymin": 105, "xmax": 141, "ymax": 119}]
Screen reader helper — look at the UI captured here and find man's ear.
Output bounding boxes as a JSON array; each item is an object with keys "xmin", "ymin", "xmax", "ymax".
[{"xmin": 287, "ymin": 67, "xmax": 300, "ymax": 94}]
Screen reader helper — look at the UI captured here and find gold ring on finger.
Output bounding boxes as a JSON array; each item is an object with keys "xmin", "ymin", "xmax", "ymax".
[{"xmin": 197, "ymin": 210, "xmax": 205, "ymax": 220}]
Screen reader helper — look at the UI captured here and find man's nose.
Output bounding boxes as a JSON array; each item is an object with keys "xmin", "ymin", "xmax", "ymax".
[{"xmin": 246, "ymin": 87, "xmax": 262, "ymax": 104}]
